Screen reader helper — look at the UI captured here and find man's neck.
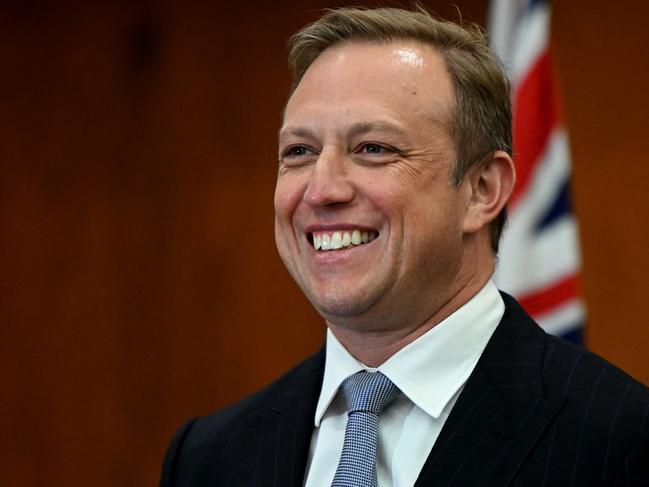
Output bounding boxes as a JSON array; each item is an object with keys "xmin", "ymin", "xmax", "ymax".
[{"xmin": 327, "ymin": 276, "xmax": 490, "ymax": 367}]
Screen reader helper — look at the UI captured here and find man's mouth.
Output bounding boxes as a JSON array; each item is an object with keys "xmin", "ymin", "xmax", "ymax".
[{"xmin": 308, "ymin": 230, "xmax": 378, "ymax": 251}]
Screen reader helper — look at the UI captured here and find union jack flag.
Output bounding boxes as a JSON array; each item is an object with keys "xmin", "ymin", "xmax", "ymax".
[{"xmin": 489, "ymin": 0, "xmax": 585, "ymax": 343}]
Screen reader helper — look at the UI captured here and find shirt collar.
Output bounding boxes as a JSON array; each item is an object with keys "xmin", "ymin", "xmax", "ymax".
[{"xmin": 314, "ymin": 280, "xmax": 504, "ymax": 426}]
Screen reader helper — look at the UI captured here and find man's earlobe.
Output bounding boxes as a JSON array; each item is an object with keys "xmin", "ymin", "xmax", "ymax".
[{"xmin": 463, "ymin": 150, "xmax": 516, "ymax": 234}]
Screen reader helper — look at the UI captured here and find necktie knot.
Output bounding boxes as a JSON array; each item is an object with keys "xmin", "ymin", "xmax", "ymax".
[{"xmin": 340, "ymin": 371, "xmax": 399, "ymax": 414}]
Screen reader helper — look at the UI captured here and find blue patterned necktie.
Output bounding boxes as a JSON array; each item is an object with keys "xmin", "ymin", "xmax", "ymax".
[{"xmin": 331, "ymin": 371, "xmax": 400, "ymax": 487}]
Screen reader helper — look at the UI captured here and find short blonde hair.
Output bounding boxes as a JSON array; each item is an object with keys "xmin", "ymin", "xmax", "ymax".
[{"xmin": 287, "ymin": 6, "xmax": 512, "ymax": 252}]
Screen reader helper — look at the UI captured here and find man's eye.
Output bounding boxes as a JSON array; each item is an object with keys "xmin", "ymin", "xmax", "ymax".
[
  {"xmin": 283, "ymin": 145, "xmax": 312, "ymax": 158},
  {"xmin": 359, "ymin": 143, "xmax": 391, "ymax": 154}
]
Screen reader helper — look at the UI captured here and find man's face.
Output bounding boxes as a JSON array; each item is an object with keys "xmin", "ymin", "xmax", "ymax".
[{"xmin": 275, "ymin": 41, "xmax": 474, "ymax": 331}]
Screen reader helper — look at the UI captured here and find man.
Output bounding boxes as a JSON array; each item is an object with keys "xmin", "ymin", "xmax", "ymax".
[{"xmin": 160, "ymin": 7, "xmax": 649, "ymax": 486}]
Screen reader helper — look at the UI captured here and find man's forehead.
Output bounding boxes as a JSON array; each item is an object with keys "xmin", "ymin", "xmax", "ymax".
[
  {"xmin": 308, "ymin": 39, "xmax": 444, "ymax": 76},
  {"xmin": 283, "ymin": 40, "xmax": 454, "ymax": 128},
  {"xmin": 322, "ymin": 39, "xmax": 432, "ymax": 61},
  {"xmin": 394, "ymin": 45, "xmax": 426, "ymax": 67}
]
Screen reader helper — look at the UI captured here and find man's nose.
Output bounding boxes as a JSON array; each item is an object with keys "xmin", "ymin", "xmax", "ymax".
[{"xmin": 303, "ymin": 150, "xmax": 354, "ymax": 207}]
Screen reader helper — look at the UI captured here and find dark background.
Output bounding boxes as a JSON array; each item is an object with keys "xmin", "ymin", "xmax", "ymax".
[{"xmin": 2, "ymin": 1, "xmax": 649, "ymax": 485}]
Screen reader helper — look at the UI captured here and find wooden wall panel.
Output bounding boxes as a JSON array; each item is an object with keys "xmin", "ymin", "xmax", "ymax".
[
  {"xmin": 2, "ymin": 1, "xmax": 647, "ymax": 486},
  {"xmin": 553, "ymin": 0, "xmax": 649, "ymax": 385}
]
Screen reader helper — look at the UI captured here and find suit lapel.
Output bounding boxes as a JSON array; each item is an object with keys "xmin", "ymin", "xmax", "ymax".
[
  {"xmin": 214, "ymin": 349, "xmax": 325, "ymax": 487},
  {"xmin": 268, "ymin": 357, "xmax": 324, "ymax": 487},
  {"xmin": 415, "ymin": 294, "xmax": 565, "ymax": 486}
]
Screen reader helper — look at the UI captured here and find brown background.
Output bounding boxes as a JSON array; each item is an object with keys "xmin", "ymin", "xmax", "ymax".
[{"xmin": 2, "ymin": 1, "xmax": 648, "ymax": 486}]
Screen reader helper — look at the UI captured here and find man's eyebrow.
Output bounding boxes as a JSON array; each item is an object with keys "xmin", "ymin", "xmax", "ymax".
[{"xmin": 278, "ymin": 126, "xmax": 315, "ymax": 141}]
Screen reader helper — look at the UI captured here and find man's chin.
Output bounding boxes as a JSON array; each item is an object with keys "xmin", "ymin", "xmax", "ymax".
[{"xmin": 306, "ymin": 291, "xmax": 377, "ymax": 322}]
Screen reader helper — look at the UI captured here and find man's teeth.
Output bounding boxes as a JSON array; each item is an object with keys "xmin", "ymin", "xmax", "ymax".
[{"xmin": 312, "ymin": 230, "xmax": 378, "ymax": 251}]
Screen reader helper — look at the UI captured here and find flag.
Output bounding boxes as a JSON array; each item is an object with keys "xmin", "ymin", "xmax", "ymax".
[{"xmin": 489, "ymin": 0, "xmax": 585, "ymax": 343}]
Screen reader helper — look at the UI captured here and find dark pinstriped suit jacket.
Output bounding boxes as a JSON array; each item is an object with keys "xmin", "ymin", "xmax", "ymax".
[{"xmin": 160, "ymin": 294, "xmax": 649, "ymax": 486}]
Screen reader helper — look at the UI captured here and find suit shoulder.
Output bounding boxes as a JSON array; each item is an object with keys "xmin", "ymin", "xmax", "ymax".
[
  {"xmin": 540, "ymin": 331, "xmax": 649, "ymax": 442},
  {"xmin": 500, "ymin": 292, "xmax": 649, "ymax": 406},
  {"xmin": 161, "ymin": 348, "xmax": 325, "ymax": 485},
  {"xmin": 529, "ymin": 333, "xmax": 649, "ymax": 483},
  {"xmin": 193, "ymin": 347, "xmax": 324, "ymax": 438},
  {"xmin": 542, "ymin": 332, "xmax": 649, "ymax": 400}
]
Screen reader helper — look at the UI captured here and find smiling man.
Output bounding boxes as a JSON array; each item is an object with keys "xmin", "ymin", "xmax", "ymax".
[
  {"xmin": 275, "ymin": 37, "xmax": 507, "ymax": 368},
  {"xmin": 160, "ymin": 7, "xmax": 649, "ymax": 487}
]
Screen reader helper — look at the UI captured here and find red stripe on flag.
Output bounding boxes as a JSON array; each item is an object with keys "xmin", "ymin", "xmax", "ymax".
[
  {"xmin": 517, "ymin": 273, "xmax": 580, "ymax": 317},
  {"xmin": 510, "ymin": 49, "xmax": 558, "ymax": 208}
]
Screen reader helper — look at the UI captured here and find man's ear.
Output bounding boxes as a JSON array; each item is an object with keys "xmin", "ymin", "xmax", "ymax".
[{"xmin": 462, "ymin": 150, "xmax": 516, "ymax": 234}]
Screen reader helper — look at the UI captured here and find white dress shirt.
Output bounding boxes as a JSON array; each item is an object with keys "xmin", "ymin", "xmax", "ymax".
[{"xmin": 303, "ymin": 280, "xmax": 505, "ymax": 487}]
